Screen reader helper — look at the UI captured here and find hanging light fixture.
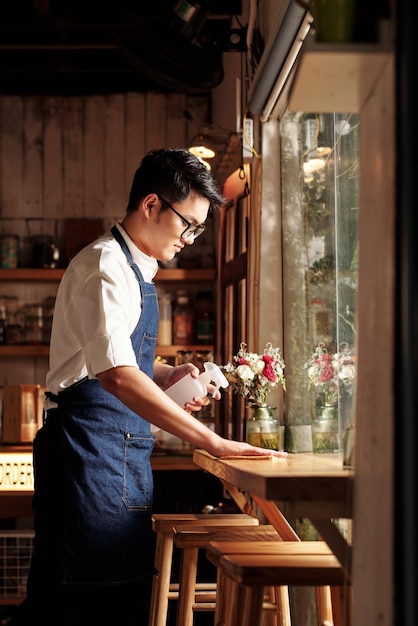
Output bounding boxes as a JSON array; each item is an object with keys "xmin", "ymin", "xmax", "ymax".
[
  {"xmin": 188, "ymin": 124, "xmax": 237, "ymax": 159},
  {"xmin": 188, "ymin": 133, "xmax": 217, "ymax": 160},
  {"xmin": 188, "ymin": 124, "xmax": 242, "ymax": 184},
  {"xmin": 302, "ymin": 114, "xmax": 332, "ymax": 179}
]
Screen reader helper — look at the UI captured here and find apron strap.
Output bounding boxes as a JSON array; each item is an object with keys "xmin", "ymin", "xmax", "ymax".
[{"xmin": 111, "ymin": 224, "xmax": 146, "ymax": 285}]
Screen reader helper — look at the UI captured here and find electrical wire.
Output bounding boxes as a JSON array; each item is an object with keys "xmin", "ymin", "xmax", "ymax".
[{"xmin": 242, "ymin": 110, "xmax": 260, "ymax": 159}]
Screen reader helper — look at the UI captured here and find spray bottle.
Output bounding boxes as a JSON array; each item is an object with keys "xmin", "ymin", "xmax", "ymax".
[{"xmin": 165, "ymin": 362, "xmax": 229, "ymax": 408}]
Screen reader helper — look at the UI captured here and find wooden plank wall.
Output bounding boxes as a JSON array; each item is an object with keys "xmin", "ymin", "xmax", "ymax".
[
  {"xmin": 0, "ymin": 92, "xmax": 208, "ymax": 238},
  {"xmin": 0, "ymin": 92, "xmax": 209, "ymax": 386}
]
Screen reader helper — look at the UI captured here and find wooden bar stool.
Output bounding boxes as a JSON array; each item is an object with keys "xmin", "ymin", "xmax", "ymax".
[
  {"xmin": 172, "ymin": 524, "xmax": 282, "ymax": 626},
  {"xmin": 206, "ymin": 541, "xmax": 351, "ymax": 626},
  {"xmin": 148, "ymin": 513, "xmax": 259, "ymax": 626}
]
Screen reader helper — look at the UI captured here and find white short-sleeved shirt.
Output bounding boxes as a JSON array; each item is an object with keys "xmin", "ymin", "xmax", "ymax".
[{"xmin": 45, "ymin": 224, "xmax": 158, "ymax": 401}]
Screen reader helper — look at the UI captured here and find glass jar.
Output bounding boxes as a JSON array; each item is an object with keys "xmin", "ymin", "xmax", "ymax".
[
  {"xmin": 24, "ymin": 303, "xmax": 44, "ymax": 345},
  {"xmin": 0, "ymin": 234, "xmax": 19, "ymax": 268},
  {"xmin": 246, "ymin": 405, "xmax": 284, "ymax": 451}
]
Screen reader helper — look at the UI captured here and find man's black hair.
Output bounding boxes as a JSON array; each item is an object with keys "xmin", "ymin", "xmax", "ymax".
[{"xmin": 126, "ymin": 147, "xmax": 225, "ymax": 213}]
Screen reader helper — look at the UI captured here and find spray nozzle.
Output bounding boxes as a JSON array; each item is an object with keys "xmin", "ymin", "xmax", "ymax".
[{"xmin": 198, "ymin": 362, "xmax": 229, "ymax": 398}]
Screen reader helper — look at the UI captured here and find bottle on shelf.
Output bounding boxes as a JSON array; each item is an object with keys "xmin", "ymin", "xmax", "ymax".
[
  {"xmin": 157, "ymin": 292, "xmax": 173, "ymax": 346},
  {"xmin": 195, "ymin": 290, "xmax": 215, "ymax": 345},
  {"xmin": 24, "ymin": 303, "xmax": 44, "ymax": 345},
  {"xmin": 4, "ymin": 296, "xmax": 24, "ymax": 345},
  {"xmin": 173, "ymin": 291, "xmax": 194, "ymax": 344}
]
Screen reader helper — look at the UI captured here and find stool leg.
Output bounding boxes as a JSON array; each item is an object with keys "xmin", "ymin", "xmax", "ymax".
[
  {"xmin": 273, "ymin": 586, "xmax": 292, "ymax": 626},
  {"xmin": 315, "ymin": 586, "xmax": 334, "ymax": 626},
  {"xmin": 149, "ymin": 532, "xmax": 174, "ymax": 626},
  {"xmin": 330, "ymin": 584, "xmax": 352, "ymax": 626},
  {"xmin": 224, "ymin": 580, "xmax": 248, "ymax": 626},
  {"xmin": 241, "ymin": 585, "xmax": 265, "ymax": 626},
  {"xmin": 176, "ymin": 545, "xmax": 199, "ymax": 626},
  {"xmin": 214, "ymin": 565, "xmax": 227, "ymax": 625}
]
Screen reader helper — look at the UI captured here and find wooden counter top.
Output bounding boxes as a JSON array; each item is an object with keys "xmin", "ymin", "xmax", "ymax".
[{"xmin": 193, "ymin": 449, "xmax": 353, "ymax": 510}]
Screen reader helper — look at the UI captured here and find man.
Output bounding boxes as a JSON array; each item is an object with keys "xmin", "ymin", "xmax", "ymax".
[{"xmin": 11, "ymin": 148, "xmax": 286, "ymax": 626}]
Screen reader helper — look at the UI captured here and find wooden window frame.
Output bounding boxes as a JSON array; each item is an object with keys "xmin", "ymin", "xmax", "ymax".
[{"xmin": 216, "ymin": 193, "xmax": 249, "ymax": 440}]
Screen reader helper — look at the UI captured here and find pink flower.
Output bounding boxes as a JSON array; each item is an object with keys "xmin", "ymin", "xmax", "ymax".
[{"xmin": 262, "ymin": 355, "xmax": 277, "ymax": 382}]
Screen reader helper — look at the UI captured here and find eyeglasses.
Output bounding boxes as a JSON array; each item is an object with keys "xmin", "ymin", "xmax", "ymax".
[{"xmin": 158, "ymin": 196, "xmax": 206, "ymax": 240}]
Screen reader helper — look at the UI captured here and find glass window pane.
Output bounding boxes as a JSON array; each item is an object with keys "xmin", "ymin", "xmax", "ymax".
[{"xmin": 280, "ymin": 112, "xmax": 359, "ymax": 451}]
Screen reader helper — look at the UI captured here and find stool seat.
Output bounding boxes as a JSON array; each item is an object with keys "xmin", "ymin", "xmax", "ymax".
[
  {"xmin": 152, "ymin": 513, "xmax": 259, "ymax": 534},
  {"xmin": 208, "ymin": 542, "xmax": 345, "ymax": 586},
  {"xmin": 148, "ymin": 513, "xmax": 259, "ymax": 626},
  {"xmin": 173, "ymin": 523, "xmax": 281, "ymax": 548},
  {"xmin": 206, "ymin": 541, "xmax": 350, "ymax": 626}
]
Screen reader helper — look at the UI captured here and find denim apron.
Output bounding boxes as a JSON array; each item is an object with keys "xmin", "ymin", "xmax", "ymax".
[{"xmin": 28, "ymin": 225, "xmax": 158, "ymax": 590}]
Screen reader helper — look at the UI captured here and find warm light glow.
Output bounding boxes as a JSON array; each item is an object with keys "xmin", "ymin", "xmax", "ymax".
[
  {"xmin": 303, "ymin": 158, "xmax": 326, "ymax": 174},
  {"xmin": 189, "ymin": 145, "xmax": 216, "ymax": 159},
  {"xmin": 317, "ymin": 146, "xmax": 332, "ymax": 157}
]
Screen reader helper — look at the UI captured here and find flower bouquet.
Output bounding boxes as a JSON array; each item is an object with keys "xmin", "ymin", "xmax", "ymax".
[
  {"xmin": 305, "ymin": 342, "xmax": 355, "ymax": 406},
  {"xmin": 305, "ymin": 342, "xmax": 339, "ymax": 406},
  {"xmin": 221, "ymin": 342, "xmax": 286, "ymax": 450},
  {"xmin": 221, "ymin": 342, "xmax": 286, "ymax": 406}
]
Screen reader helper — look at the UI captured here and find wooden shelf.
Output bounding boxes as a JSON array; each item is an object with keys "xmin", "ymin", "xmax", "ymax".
[
  {"xmin": 156, "ymin": 345, "xmax": 214, "ymax": 357},
  {"xmin": 0, "ymin": 345, "xmax": 49, "ymax": 356},
  {"xmin": 0, "ymin": 268, "xmax": 65, "ymax": 281},
  {"xmin": 288, "ymin": 23, "xmax": 391, "ymax": 113},
  {"xmin": 0, "ymin": 345, "xmax": 214, "ymax": 358},
  {"xmin": 156, "ymin": 268, "xmax": 215, "ymax": 281}
]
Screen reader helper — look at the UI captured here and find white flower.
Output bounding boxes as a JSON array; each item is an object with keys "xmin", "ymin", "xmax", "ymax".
[
  {"xmin": 339, "ymin": 364, "xmax": 356, "ymax": 382},
  {"xmin": 236, "ymin": 364, "xmax": 255, "ymax": 382},
  {"xmin": 307, "ymin": 364, "xmax": 319, "ymax": 383}
]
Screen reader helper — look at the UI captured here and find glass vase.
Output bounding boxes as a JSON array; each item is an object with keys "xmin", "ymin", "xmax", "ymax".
[
  {"xmin": 246, "ymin": 405, "xmax": 284, "ymax": 451},
  {"xmin": 312, "ymin": 404, "xmax": 339, "ymax": 452}
]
